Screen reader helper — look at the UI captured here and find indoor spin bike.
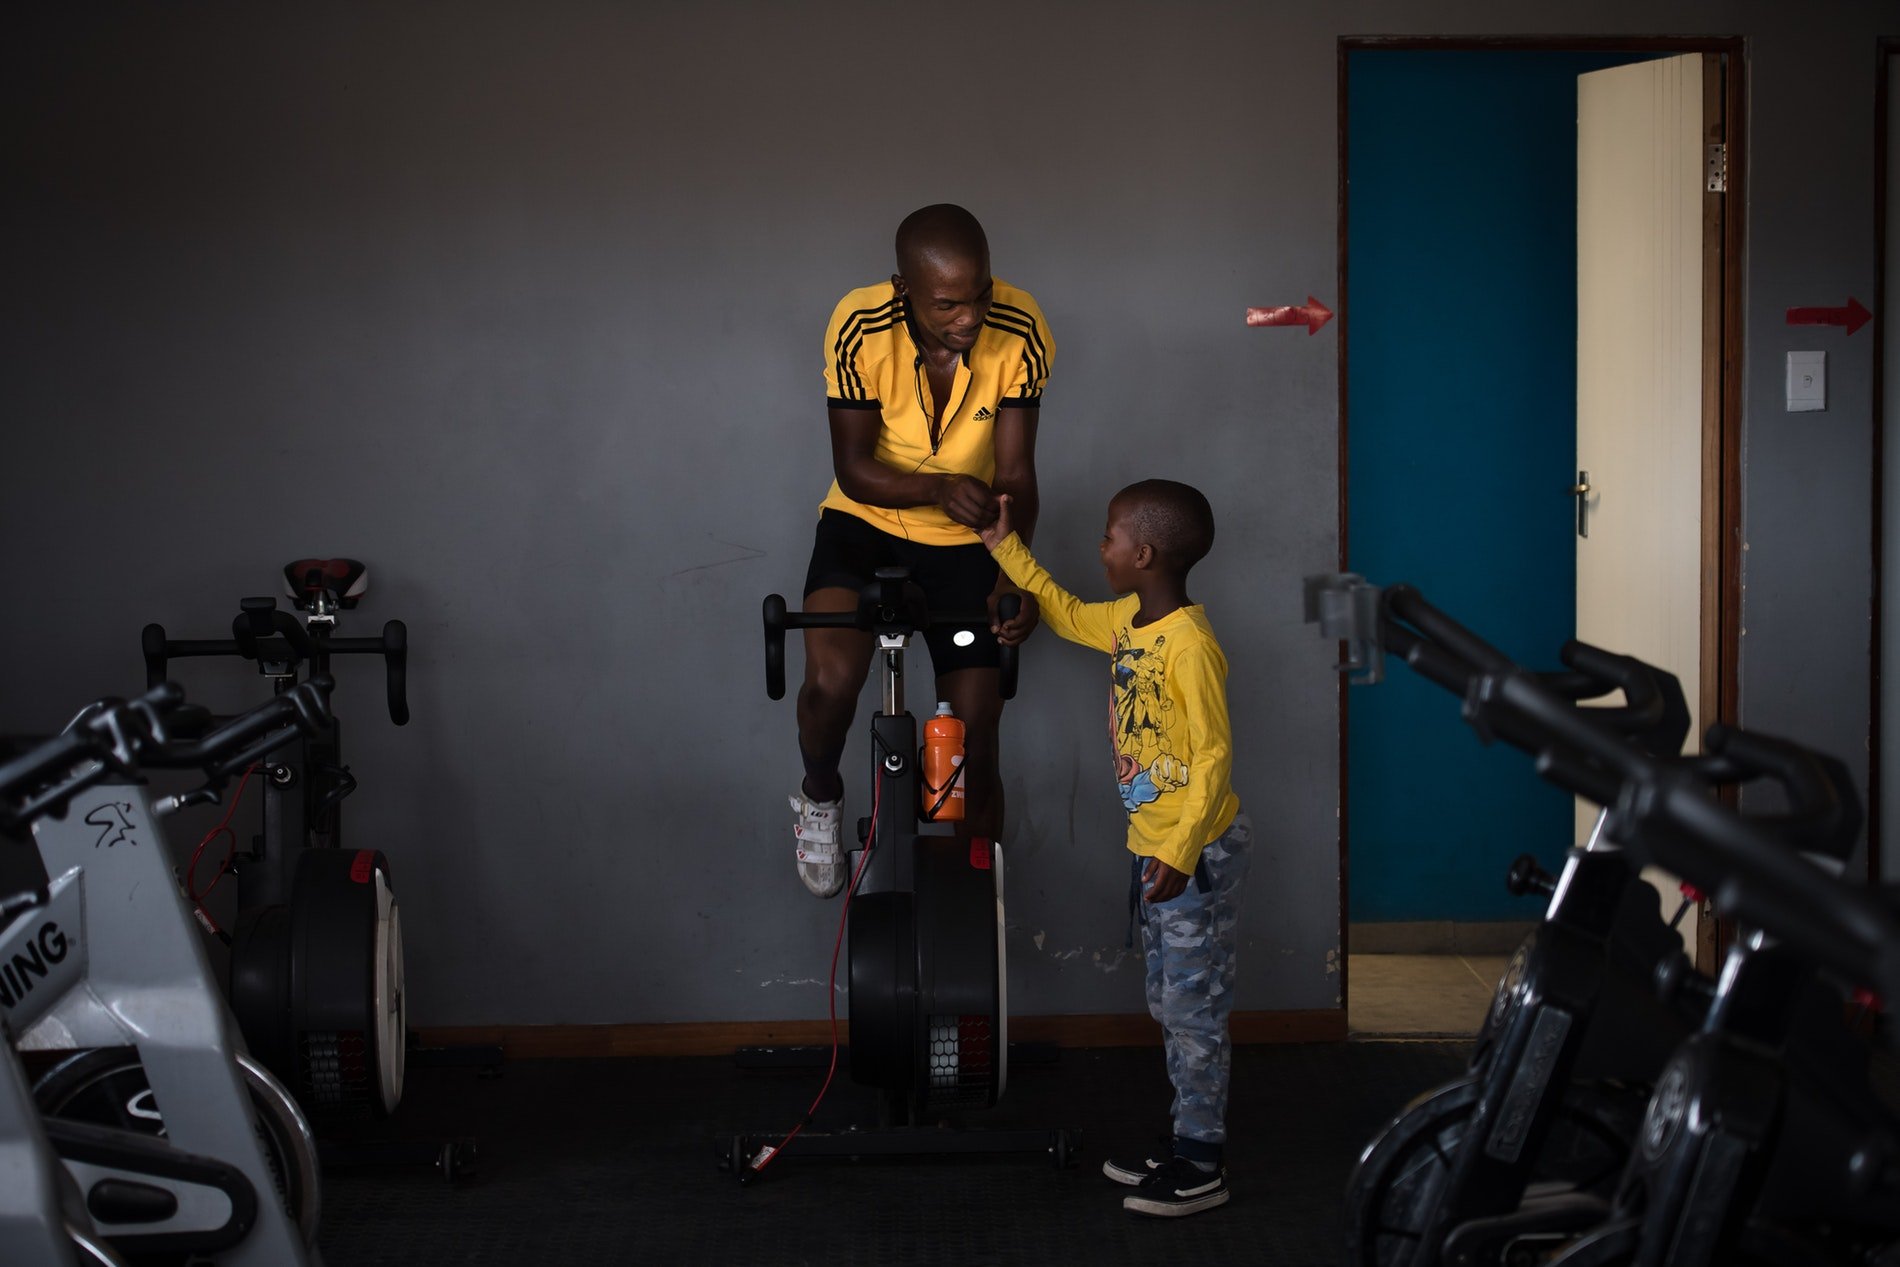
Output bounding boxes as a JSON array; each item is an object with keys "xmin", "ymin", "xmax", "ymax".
[
  {"xmin": 139, "ymin": 558, "xmax": 408, "ymax": 1122},
  {"xmin": 1311, "ymin": 574, "xmax": 1900, "ymax": 1267},
  {"xmin": 137, "ymin": 559, "xmax": 483, "ymax": 1182},
  {"xmin": 1, "ymin": 681, "xmax": 334, "ymax": 1265},
  {"xmin": 724, "ymin": 566, "xmax": 1076, "ymax": 1172},
  {"xmin": 1314, "ymin": 577, "xmax": 1869, "ymax": 1267}
]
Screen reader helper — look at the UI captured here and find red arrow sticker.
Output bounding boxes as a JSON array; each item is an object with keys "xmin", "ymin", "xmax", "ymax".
[
  {"xmin": 1246, "ymin": 297, "xmax": 1334, "ymax": 335},
  {"xmin": 1786, "ymin": 297, "xmax": 1871, "ymax": 336}
]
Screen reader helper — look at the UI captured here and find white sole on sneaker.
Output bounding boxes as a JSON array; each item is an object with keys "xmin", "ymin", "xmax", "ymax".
[
  {"xmin": 1124, "ymin": 1170, "xmax": 1231, "ymax": 1215},
  {"xmin": 1102, "ymin": 1158, "xmax": 1160, "ymax": 1186},
  {"xmin": 1123, "ymin": 1185, "xmax": 1230, "ymax": 1218}
]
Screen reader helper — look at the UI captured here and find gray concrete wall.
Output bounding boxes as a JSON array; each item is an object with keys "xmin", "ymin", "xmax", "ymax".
[{"xmin": 3, "ymin": 2, "xmax": 1890, "ymax": 1026}]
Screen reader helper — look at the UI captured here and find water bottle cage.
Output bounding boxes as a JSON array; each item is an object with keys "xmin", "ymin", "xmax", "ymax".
[{"xmin": 919, "ymin": 745, "xmax": 965, "ymax": 821}]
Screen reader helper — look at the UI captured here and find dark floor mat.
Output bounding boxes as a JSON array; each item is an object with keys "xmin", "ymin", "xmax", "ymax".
[{"xmin": 315, "ymin": 1041, "xmax": 1468, "ymax": 1265}]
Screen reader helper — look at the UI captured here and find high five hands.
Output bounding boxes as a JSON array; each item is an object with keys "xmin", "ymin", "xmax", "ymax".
[
  {"xmin": 973, "ymin": 494, "xmax": 1036, "ymax": 646},
  {"xmin": 936, "ymin": 474, "xmax": 1001, "ymax": 533},
  {"xmin": 977, "ymin": 492, "xmax": 1015, "ymax": 551}
]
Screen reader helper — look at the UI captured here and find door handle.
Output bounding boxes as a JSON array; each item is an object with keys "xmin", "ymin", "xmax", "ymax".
[{"xmin": 1571, "ymin": 470, "xmax": 1591, "ymax": 538}]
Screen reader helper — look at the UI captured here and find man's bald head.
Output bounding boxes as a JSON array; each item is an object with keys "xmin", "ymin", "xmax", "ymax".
[{"xmin": 895, "ymin": 204, "xmax": 989, "ymax": 279}]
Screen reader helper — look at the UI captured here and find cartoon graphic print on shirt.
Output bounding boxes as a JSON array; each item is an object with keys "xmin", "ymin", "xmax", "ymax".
[{"xmin": 1113, "ymin": 632, "xmax": 1190, "ymax": 812}]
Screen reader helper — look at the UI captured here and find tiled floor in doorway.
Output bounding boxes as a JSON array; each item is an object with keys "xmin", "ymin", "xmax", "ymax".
[{"xmin": 1348, "ymin": 953, "xmax": 1511, "ymax": 1038}]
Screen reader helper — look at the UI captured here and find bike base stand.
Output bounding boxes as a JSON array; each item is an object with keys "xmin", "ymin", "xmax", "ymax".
[
  {"xmin": 721, "ymin": 1043, "xmax": 1078, "ymax": 1180},
  {"xmin": 719, "ymin": 1123, "xmax": 1079, "ymax": 1181}
]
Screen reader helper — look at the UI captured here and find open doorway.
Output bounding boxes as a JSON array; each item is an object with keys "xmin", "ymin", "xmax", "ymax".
[{"xmin": 1337, "ymin": 39, "xmax": 1743, "ymax": 1038}]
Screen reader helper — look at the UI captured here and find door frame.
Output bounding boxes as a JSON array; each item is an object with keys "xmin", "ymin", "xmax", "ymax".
[
  {"xmin": 1872, "ymin": 38, "xmax": 1895, "ymax": 892},
  {"xmin": 1334, "ymin": 35, "xmax": 1747, "ymax": 1016}
]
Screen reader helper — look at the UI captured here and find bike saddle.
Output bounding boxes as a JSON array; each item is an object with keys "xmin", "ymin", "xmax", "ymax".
[{"xmin": 282, "ymin": 558, "xmax": 367, "ymax": 610}]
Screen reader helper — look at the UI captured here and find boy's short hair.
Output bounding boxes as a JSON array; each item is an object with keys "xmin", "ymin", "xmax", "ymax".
[{"xmin": 1116, "ymin": 479, "xmax": 1215, "ymax": 573}]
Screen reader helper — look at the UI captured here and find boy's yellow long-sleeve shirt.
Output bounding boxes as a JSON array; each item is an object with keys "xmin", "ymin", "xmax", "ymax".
[{"xmin": 992, "ymin": 533, "xmax": 1241, "ymax": 875}]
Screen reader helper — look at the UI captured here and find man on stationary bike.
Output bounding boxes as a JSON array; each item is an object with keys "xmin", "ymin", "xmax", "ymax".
[{"xmin": 788, "ymin": 203, "xmax": 1053, "ymax": 896}]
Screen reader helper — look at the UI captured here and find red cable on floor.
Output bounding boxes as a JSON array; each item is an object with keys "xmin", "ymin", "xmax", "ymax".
[{"xmin": 747, "ymin": 768, "xmax": 882, "ymax": 1175}]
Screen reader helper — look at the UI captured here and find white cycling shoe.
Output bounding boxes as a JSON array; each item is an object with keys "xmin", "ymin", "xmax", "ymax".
[{"xmin": 790, "ymin": 789, "xmax": 846, "ymax": 898}]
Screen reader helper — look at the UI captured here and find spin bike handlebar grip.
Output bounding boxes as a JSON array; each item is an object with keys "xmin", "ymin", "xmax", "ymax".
[
  {"xmin": 1383, "ymin": 584, "xmax": 1515, "ymax": 676},
  {"xmin": 151, "ymin": 675, "xmax": 336, "ymax": 776},
  {"xmin": 763, "ymin": 594, "xmax": 788, "ymax": 700},
  {"xmin": 142, "ymin": 622, "xmax": 170, "ymax": 689},
  {"xmin": 1534, "ymin": 745, "xmax": 1624, "ymax": 808},
  {"xmin": 381, "ymin": 619, "xmax": 410, "ymax": 726},
  {"xmin": 1700, "ymin": 723, "xmax": 1862, "ymax": 859},
  {"xmin": 0, "ymin": 683, "xmax": 182, "ymax": 833},
  {"xmin": 996, "ymin": 593, "xmax": 1021, "ymax": 701},
  {"xmin": 1551, "ymin": 641, "xmax": 1691, "ymax": 758},
  {"xmin": 1616, "ymin": 731, "xmax": 1897, "ymax": 997},
  {"xmin": 760, "ymin": 595, "xmax": 865, "ymax": 701},
  {"xmin": 142, "ymin": 625, "xmax": 251, "ymax": 687},
  {"xmin": 318, "ymin": 624, "xmax": 411, "ymax": 725}
]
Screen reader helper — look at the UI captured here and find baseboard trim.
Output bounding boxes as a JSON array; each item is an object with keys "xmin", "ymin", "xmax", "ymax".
[
  {"xmin": 1350, "ymin": 920, "xmax": 1536, "ymax": 955},
  {"xmin": 417, "ymin": 1009, "xmax": 1345, "ymax": 1060}
]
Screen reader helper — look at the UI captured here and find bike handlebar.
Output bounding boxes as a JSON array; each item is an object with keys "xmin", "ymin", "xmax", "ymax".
[
  {"xmin": 141, "ymin": 675, "xmax": 336, "ymax": 778},
  {"xmin": 1383, "ymin": 584, "xmax": 1689, "ymax": 757},
  {"xmin": 764, "ymin": 570, "xmax": 1023, "ymax": 703},
  {"xmin": 143, "ymin": 611, "xmax": 407, "ymax": 726},
  {"xmin": 0, "ymin": 679, "xmax": 335, "ymax": 839}
]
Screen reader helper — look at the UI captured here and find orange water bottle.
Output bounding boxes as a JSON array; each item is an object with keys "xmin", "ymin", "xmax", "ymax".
[{"xmin": 921, "ymin": 701, "xmax": 966, "ymax": 822}]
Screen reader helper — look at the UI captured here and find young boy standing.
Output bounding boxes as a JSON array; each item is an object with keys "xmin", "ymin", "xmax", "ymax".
[{"xmin": 979, "ymin": 480, "xmax": 1252, "ymax": 1218}]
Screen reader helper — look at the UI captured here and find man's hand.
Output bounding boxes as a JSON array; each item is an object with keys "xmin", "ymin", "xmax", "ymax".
[
  {"xmin": 1141, "ymin": 857, "xmax": 1190, "ymax": 903},
  {"xmin": 989, "ymin": 587, "xmax": 1039, "ymax": 645},
  {"xmin": 936, "ymin": 474, "xmax": 1000, "ymax": 531}
]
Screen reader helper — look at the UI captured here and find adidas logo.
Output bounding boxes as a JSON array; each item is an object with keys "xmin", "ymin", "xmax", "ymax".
[{"xmin": 972, "ymin": 406, "xmax": 994, "ymax": 421}]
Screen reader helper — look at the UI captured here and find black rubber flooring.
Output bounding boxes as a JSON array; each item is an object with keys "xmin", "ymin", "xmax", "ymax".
[{"xmin": 315, "ymin": 1040, "xmax": 1469, "ymax": 1265}]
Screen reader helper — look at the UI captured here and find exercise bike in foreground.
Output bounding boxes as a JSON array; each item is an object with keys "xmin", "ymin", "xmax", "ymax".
[
  {"xmin": 1311, "ymin": 574, "xmax": 1900, "ymax": 1267},
  {"xmin": 1, "ymin": 681, "xmax": 334, "ymax": 1265}
]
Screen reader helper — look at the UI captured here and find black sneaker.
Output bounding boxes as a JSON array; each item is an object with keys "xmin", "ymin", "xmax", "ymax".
[
  {"xmin": 1122, "ymin": 1156, "xmax": 1230, "ymax": 1218},
  {"xmin": 1101, "ymin": 1151, "xmax": 1165, "ymax": 1186}
]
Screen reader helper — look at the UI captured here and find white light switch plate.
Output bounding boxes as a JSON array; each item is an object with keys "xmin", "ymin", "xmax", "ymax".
[{"xmin": 1787, "ymin": 350, "xmax": 1826, "ymax": 412}]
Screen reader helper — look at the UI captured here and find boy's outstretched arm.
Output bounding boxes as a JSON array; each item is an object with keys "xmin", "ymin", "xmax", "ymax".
[
  {"xmin": 981, "ymin": 496, "xmax": 1120, "ymax": 652},
  {"xmin": 983, "ymin": 495, "xmax": 1039, "ymax": 645}
]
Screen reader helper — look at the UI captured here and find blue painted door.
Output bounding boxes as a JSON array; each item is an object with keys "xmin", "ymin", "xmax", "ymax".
[{"xmin": 1345, "ymin": 50, "xmax": 1651, "ymax": 924}]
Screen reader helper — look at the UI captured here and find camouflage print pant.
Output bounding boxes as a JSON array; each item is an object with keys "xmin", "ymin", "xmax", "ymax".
[{"xmin": 1137, "ymin": 812, "xmax": 1253, "ymax": 1149}]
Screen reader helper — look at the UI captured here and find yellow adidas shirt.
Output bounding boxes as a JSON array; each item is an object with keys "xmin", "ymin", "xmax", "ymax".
[{"xmin": 820, "ymin": 280, "xmax": 1054, "ymax": 546}]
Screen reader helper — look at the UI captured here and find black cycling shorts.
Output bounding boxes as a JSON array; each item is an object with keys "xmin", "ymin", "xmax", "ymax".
[{"xmin": 802, "ymin": 509, "xmax": 1003, "ymax": 674}]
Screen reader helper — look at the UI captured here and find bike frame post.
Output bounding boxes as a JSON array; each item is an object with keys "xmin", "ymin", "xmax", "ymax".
[{"xmin": 864, "ymin": 633, "xmax": 918, "ymax": 895}]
